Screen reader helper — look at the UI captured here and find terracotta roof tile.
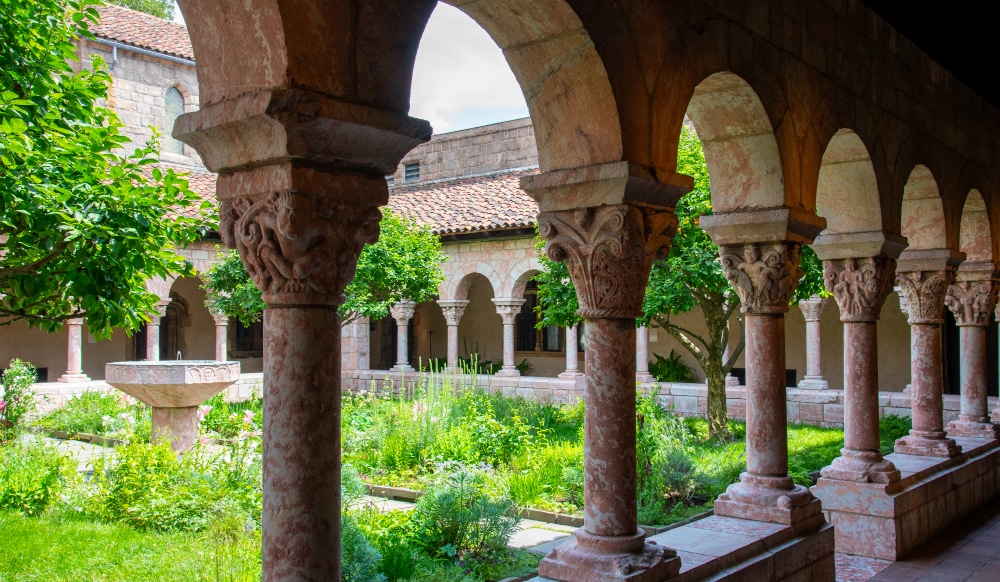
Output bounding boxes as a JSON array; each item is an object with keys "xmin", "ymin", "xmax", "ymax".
[
  {"xmin": 93, "ymin": 5, "xmax": 194, "ymax": 61},
  {"xmin": 388, "ymin": 168, "xmax": 540, "ymax": 234}
]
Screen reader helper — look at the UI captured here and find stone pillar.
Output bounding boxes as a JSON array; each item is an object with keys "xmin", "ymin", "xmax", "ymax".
[
  {"xmin": 493, "ymin": 298, "xmax": 525, "ymax": 377},
  {"xmin": 211, "ymin": 312, "xmax": 229, "ymax": 361},
  {"xmin": 944, "ymin": 265, "xmax": 999, "ymax": 439},
  {"xmin": 797, "ymin": 295, "xmax": 830, "ymax": 389},
  {"xmin": 895, "ymin": 253, "xmax": 963, "ymax": 457},
  {"xmin": 706, "ymin": 241, "xmax": 823, "ymax": 529},
  {"xmin": 635, "ymin": 326, "xmax": 655, "ymax": 383},
  {"xmin": 145, "ymin": 301, "xmax": 170, "ymax": 361},
  {"xmin": 388, "ymin": 300, "xmax": 416, "ymax": 372},
  {"xmin": 438, "ymin": 299, "xmax": 469, "ymax": 373},
  {"xmin": 57, "ymin": 317, "xmax": 91, "ymax": 382},
  {"xmin": 536, "ymin": 204, "xmax": 681, "ymax": 581},
  {"xmin": 819, "ymin": 256, "xmax": 900, "ymax": 482},
  {"xmin": 558, "ymin": 323, "xmax": 584, "ymax": 379}
]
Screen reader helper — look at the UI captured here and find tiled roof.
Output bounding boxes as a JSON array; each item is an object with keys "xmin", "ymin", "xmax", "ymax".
[
  {"xmin": 93, "ymin": 5, "xmax": 194, "ymax": 61},
  {"xmin": 388, "ymin": 168, "xmax": 540, "ymax": 234}
]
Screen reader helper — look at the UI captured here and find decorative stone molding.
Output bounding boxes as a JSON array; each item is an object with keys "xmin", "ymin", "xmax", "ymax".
[
  {"xmin": 823, "ymin": 257, "xmax": 896, "ymax": 322},
  {"xmin": 719, "ymin": 242, "xmax": 803, "ymax": 314},
  {"xmin": 797, "ymin": 295, "xmax": 829, "ymax": 322},
  {"xmin": 389, "ymin": 300, "xmax": 417, "ymax": 326},
  {"xmin": 221, "ymin": 187, "xmax": 381, "ymax": 307},
  {"xmin": 538, "ymin": 204, "xmax": 677, "ymax": 319},
  {"xmin": 438, "ymin": 299, "xmax": 469, "ymax": 326},
  {"xmin": 211, "ymin": 312, "xmax": 230, "ymax": 326},
  {"xmin": 945, "ymin": 280, "xmax": 997, "ymax": 327},
  {"xmin": 492, "ymin": 298, "xmax": 525, "ymax": 325},
  {"xmin": 895, "ymin": 269, "xmax": 956, "ymax": 325},
  {"xmin": 152, "ymin": 300, "xmax": 171, "ymax": 319}
]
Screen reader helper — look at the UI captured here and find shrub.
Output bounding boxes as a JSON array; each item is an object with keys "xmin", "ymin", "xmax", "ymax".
[
  {"xmin": 199, "ymin": 392, "xmax": 262, "ymax": 439},
  {"xmin": 0, "ymin": 440, "xmax": 74, "ymax": 516},
  {"xmin": 648, "ymin": 350, "xmax": 696, "ymax": 383},
  {"xmin": 342, "ymin": 514, "xmax": 387, "ymax": 582},
  {"xmin": 880, "ymin": 414, "xmax": 912, "ymax": 454},
  {"xmin": 1, "ymin": 359, "xmax": 38, "ymax": 439},
  {"xmin": 38, "ymin": 390, "xmax": 149, "ymax": 442}
]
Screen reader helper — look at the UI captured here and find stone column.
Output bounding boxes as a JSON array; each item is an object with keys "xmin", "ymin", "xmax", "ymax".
[
  {"xmin": 536, "ymin": 204, "xmax": 681, "ymax": 581},
  {"xmin": 944, "ymin": 265, "xmax": 999, "ymax": 439},
  {"xmin": 895, "ymin": 253, "xmax": 962, "ymax": 457},
  {"xmin": 211, "ymin": 312, "xmax": 229, "ymax": 361},
  {"xmin": 388, "ymin": 300, "xmax": 416, "ymax": 372},
  {"xmin": 797, "ymin": 295, "xmax": 830, "ymax": 389},
  {"xmin": 636, "ymin": 325, "xmax": 655, "ymax": 383},
  {"xmin": 438, "ymin": 299, "xmax": 469, "ymax": 373},
  {"xmin": 706, "ymin": 241, "xmax": 823, "ymax": 529},
  {"xmin": 145, "ymin": 300, "xmax": 170, "ymax": 361},
  {"xmin": 493, "ymin": 298, "xmax": 525, "ymax": 377},
  {"xmin": 819, "ymin": 256, "xmax": 900, "ymax": 483},
  {"xmin": 57, "ymin": 317, "xmax": 91, "ymax": 382},
  {"xmin": 558, "ymin": 323, "xmax": 584, "ymax": 379}
]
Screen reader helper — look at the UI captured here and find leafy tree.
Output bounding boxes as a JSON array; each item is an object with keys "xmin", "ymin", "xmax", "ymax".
[
  {"xmin": 203, "ymin": 208, "xmax": 447, "ymax": 327},
  {"xmin": 0, "ymin": 0, "xmax": 210, "ymax": 336},
  {"xmin": 536, "ymin": 126, "xmax": 825, "ymax": 441},
  {"xmin": 109, "ymin": 0, "xmax": 174, "ymax": 19}
]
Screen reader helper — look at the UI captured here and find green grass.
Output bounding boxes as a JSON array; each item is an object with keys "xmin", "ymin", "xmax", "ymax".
[{"xmin": 0, "ymin": 511, "xmax": 261, "ymax": 581}]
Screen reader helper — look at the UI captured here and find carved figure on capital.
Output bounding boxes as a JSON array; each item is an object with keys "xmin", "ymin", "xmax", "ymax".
[
  {"xmin": 895, "ymin": 270, "xmax": 956, "ymax": 325},
  {"xmin": 945, "ymin": 281, "xmax": 997, "ymax": 326},
  {"xmin": 823, "ymin": 257, "xmax": 896, "ymax": 322},
  {"xmin": 221, "ymin": 189, "xmax": 382, "ymax": 306},
  {"xmin": 537, "ymin": 204, "xmax": 677, "ymax": 319},
  {"xmin": 389, "ymin": 300, "xmax": 417, "ymax": 326},
  {"xmin": 720, "ymin": 243, "xmax": 802, "ymax": 314}
]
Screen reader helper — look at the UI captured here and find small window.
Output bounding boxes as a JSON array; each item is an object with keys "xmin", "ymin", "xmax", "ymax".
[
  {"xmin": 404, "ymin": 162, "xmax": 420, "ymax": 183},
  {"xmin": 234, "ymin": 320, "xmax": 264, "ymax": 356},
  {"xmin": 386, "ymin": 174, "xmax": 395, "ymax": 186},
  {"xmin": 163, "ymin": 87, "xmax": 185, "ymax": 155}
]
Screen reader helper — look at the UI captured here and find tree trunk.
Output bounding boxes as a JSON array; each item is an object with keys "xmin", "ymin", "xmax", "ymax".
[{"xmin": 705, "ymin": 357, "xmax": 730, "ymax": 441}]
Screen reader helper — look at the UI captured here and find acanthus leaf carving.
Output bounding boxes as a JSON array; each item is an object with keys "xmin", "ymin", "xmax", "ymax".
[
  {"xmin": 895, "ymin": 269, "xmax": 955, "ymax": 325},
  {"xmin": 945, "ymin": 280, "xmax": 997, "ymax": 326},
  {"xmin": 797, "ymin": 296, "xmax": 829, "ymax": 322},
  {"xmin": 439, "ymin": 300, "xmax": 469, "ymax": 326},
  {"xmin": 389, "ymin": 300, "xmax": 416, "ymax": 326},
  {"xmin": 720, "ymin": 243, "xmax": 803, "ymax": 314},
  {"xmin": 538, "ymin": 204, "xmax": 677, "ymax": 319},
  {"xmin": 823, "ymin": 257, "xmax": 896, "ymax": 323}
]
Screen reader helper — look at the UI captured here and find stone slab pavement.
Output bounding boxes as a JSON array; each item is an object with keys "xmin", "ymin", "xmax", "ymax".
[{"xmin": 21, "ymin": 434, "xmax": 116, "ymax": 473}]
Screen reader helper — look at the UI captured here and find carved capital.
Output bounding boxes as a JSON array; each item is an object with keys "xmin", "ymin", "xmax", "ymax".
[
  {"xmin": 211, "ymin": 313, "xmax": 230, "ymax": 326},
  {"xmin": 439, "ymin": 300, "xmax": 469, "ymax": 326},
  {"xmin": 389, "ymin": 300, "xmax": 416, "ymax": 326},
  {"xmin": 493, "ymin": 298, "xmax": 525, "ymax": 326},
  {"xmin": 151, "ymin": 300, "xmax": 171, "ymax": 320},
  {"xmin": 946, "ymin": 280, "xmax": 997, "ymax": 326},
  {"xmin": 895, "ymin": 269, "xmax": 956, "ymax": 325},
  {"xmin": 797, "ymin": 295, "xmax": 830, "ymax": 322},
  {"xmin": 220, "ymin": 181, "xmax": 382, "ymax": 307},
  {"xmin": 538, "ymin": 204, "xmax": 677, "ymax": 319},
  {"xmin": 720, "ymin": 242, "xmax": 802, "ymax": 314},
  {"xmin": 823, "ymin": 257, "xmax": 896, "ymax": 323}
]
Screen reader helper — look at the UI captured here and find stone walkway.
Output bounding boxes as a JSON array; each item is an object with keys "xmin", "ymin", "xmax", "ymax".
[{"xmin": 22, "ymin": 434, "xmax": 116, "ymax": 472}]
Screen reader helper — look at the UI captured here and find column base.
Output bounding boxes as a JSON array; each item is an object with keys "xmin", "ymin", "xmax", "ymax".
[
  {"xmin": 495, "ymin": 367, "xmax": 521, "ymax": 378},
  {"xmin": 537, "ymin": 530, "xmax": 680, "ymax": 582},
  {"xmin": 558, "ymin": 370, "xmax": 585, "ymax": 380},
  {"xmin": 57, "ymin": 373, "xmax": 91, "ymax": 383},
  {"xmin": 796, "ymin": 376, "xmax": 828, "ymax": 390},
  {"xmin": 389, "ymin": 365, "xmax": 415, "ymax": 373},
  {"xmin": 714, "ymin": 476, "xmax": 825, "ymax": 534},
  {"xmin": 820, "ymin": 450, "xmax": 900, "ymax": 483},
  {"xmin": 894, "ymin": 433, "xmax": 962, "ymax": 457},
  {"xmin": 635, "ymin": 372, "xmax": 655, "ymax": 384},
  {"xmin": 946, "ymin": 419, "xmax": 1000, "ymax": 440},
  {"xmin": 725, "ymin": 374, "xmax": 740, "ymax": 387}
]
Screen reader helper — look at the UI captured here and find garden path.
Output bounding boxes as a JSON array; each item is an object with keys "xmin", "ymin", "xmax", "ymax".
[{"xmin": 21, "ymin": 434, "xmax": 115, "ymax": 473}]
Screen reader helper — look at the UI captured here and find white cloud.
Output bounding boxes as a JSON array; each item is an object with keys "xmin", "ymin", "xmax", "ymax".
[{"xmin": 409, "ymin": 3, "xmax": 528, "ymax": 133}]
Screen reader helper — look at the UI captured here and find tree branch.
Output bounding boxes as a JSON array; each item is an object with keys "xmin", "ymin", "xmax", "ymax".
[{"xmin": 0, "ymin": 238, "xmax": 69, "ymax": 277}]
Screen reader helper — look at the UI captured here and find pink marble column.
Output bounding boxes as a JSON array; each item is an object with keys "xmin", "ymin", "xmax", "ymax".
[
  {"xmin": 438, "ymin": 299, "xmax": 468, "ymax": 373},
  {"xmin": 493, "ymin": 298, "xmax": 525, "ymax": 377},
  {"xmin": 820, "ymin": 257, "xmax": 900, "ymax": 483},
  {"xmin": 636, "ymin": 326, "xmax": 655, "ymax": 383},
  {"xmin": 145, "ymin": 301, "xmax": 170, "ymax": 361},
  {"xmin": 895, "ymin": 266, "xmax": 962, "ymax": 457},
  {"xmin": 710, "ymin": 242, "xmax": 824, "ymax": 530},
  {"xmin": 536, "ymin": 205, "xmax": 681, "ymax": 581},
  {"xmin": 58, "ymin": 317, "xmax": 91, "ymax": 382},
  {"xmin": 944, "ymin": 270, "xmax": 999, "ymax": 439},
  {"xmin": 388, "ymin": 300, "xmax": 416, "ymax": 372},
  {"xmin": 211, "ymin": 312, "xmax": 229, "ymax": 361},
  {"xmin": 558, "ymin": 323, "xmax": 584, "ymax": 379},
  {"xmin": 797, "ymin": 295, "xmax": 830, "ymax": 390}
]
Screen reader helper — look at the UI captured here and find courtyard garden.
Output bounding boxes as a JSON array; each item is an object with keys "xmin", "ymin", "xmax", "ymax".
[{"xmin": 0, "ymin": 360, "xmax": 913, "ymax": 581}]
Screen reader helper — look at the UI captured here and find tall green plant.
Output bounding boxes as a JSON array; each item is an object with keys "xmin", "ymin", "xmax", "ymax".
[{"xmin": 0, "ymin": 359, "xmax": 37, "ymax": 439}]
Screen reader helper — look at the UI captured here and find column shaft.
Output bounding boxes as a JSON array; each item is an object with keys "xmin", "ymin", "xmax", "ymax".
[
  {"xmin": 59, "ymin": 318, "xmax": 90, "ymax": 382},
  {"xmin": 636, "ymin": 326, "xmax": 654, "ymax": 383},
  {"xmin": 960, "ymin": 326, "xmax": 988, "ymax": 422},
  {"xmin": 911, "ymin": 324, "xmax": 946, "ymax": 436},
  {"xmin": 396, "ymin": 322, "xmax": 409, "ymax": 368},
  {"xmin": 744, "ymin": 314, "xmax": 790, "ymax": 478},
  {"xmin": 843, "ymin": 323, "xmax": 881, "ymax": 453},
  {"xmin": 146, "ymin": 320, "xmax": 161, "ymax": 361},
  {"xmin": 447, "ymin": 324, "xmax": 459, "ymax": 371},
  {"xmin": 215, "ymin": 322, "xmax": 228, "ymax": 361},
  {"xmin": 502, "ymin": 322, "xmax": 515, "ymax": 370},
  {"xmin": 805, "ymin": 319, "xmax": 822, "ymax": 377}
]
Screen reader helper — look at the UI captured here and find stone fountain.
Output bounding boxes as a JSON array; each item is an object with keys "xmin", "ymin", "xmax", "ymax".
[{"xmin": 105, "ymin": 360, "xmax": 241, "ymax": 453}]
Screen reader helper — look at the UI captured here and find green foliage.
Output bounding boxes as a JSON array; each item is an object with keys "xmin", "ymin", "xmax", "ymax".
[
  {"xmin": 38, "ymin": 390, "xmax": 150, "ymax": 442},
  {"xmin": 793, "ymin": 245, "xmax": 830, "ymax": 303},
  {"xmin": 109, "ymin": 0, "xmax": 174, "ymax": 19},
  {"xmin": 342, "ymin": 514, "xmax": 387, "ymax": 582},
  {"xmin": 533, "ymin": 229, "xmax": 580, "ymax": 328},
  {"xmin": 879, "ymin": 414, "xmax": 912, "ymax": 455},
  {"xmin": 648, "ymin": 350, "xmax": 697, "ymax": 383},
  {"xmin": 0, "ymin": 440, "xmax": 75, "ymax": 516},
  {"xmin": 786, "ymin": 424, "xmax": 845, "ymax": 485},
  {"xmin": 0, "ymin": 0, "xmax": 211, "ymax": 334},
  {"xmin": 203, "ymin": 209, "xmax": 446, "ymax": 326},
  {"xmin": 198, "ymin": 392, "xmax": 262, "ymax": 439},
  {"xmin": 1, "ymin": 358, "xmax": 37, "ymax": 438}
]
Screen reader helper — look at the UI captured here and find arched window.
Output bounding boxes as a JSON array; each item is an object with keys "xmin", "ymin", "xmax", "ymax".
[{"xmin": 163, "ymin": 87, "xmax": 185, "ymax": 155}]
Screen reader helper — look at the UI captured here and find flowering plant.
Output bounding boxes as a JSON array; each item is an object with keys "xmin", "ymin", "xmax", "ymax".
[{"xmin": 0, "ymin": 358, "xmax": 38, "ymax": 439}]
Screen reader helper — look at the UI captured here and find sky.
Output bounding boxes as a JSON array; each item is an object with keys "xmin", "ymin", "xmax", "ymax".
[{"xmin": 173, "ymin": 2, "xmax": 527, "ymax": 135}]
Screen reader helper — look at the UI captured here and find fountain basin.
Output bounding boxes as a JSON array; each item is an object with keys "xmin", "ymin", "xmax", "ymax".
[{"xmin": 105, "ymin": 360, "xmax": 241, "ymax": 452}]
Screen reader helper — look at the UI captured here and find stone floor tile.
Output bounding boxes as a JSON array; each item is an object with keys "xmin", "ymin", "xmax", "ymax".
[{"xmin": 836, "ymin": 553, "xmax": 892, "ymax": 582}]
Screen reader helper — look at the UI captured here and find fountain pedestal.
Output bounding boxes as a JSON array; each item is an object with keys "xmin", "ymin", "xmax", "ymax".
[{"xmin": 105, "ymin": 361, "xmax": 240, "ymax": 453}]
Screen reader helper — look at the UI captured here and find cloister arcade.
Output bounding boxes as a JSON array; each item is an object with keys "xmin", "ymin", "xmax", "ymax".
[{"xmin": 170, "ymin": 0, "xmax": 1000, "ymax": 580}]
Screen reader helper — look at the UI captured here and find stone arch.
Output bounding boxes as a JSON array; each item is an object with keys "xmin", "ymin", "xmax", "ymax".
[
  {"xmin": 959, "ymin": 190, "xmax": 993, "ymax": 263},
  {"xmin": 176, "ymin": 0, "xmax": 622, "ymax": 173},
  {"xmin": 900, "ymin": 165, "xmax": 948, "ymax": 250},
  {"xmin": 815, "ymin": 129, "xmax": 885, "ymax": 235},
  {"xmin": 145, "ymin": 276, "xmax": 176, "ymax": 302},
  {"xmin": 166, "ymin": 275, "xmax": 217, "ymax": 360},
  {"xmin": 504, "ymin": 257, "xmax": 541, "ymax": 299},
  {"xmin": 683, "ymin": 72, "xmax": 784, "ymax": 212},
  {"xmin": 440, "ymin": 265, "xmax": 502, "ymax": 301}
]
